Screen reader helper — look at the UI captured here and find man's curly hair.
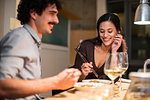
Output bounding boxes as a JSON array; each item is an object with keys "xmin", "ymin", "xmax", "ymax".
[{"xmin": 17, "ymin": 0, "xmax": 61, "ymax": 25}]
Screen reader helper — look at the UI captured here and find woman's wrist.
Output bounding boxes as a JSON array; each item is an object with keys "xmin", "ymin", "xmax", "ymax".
[{"xmin": 111, "ymin": 50, "xmax": 117, "ymax": 53}]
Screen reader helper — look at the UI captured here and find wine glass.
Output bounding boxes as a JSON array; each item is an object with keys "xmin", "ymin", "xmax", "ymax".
[
  {"xmin": 104, "ymin": 53, "xmax": 122, "ymax": 95},
  {"xmin": 118, "ymin": 52, "xmax": 128, "ymax": 90}
]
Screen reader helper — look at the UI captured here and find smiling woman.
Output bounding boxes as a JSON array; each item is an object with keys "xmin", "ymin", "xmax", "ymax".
[{"xmin": 71, "ymin": 13, "xmax": 127, "ymax": 82}]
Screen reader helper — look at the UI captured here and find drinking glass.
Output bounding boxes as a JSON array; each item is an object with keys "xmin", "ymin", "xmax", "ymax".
[
  {"xmin": 118, "ymin": 52, "xmax": 128, "ymax": 90},
  {"xmin": 104, "ymin": 53, "xmax": 122, "ymax": 95}
]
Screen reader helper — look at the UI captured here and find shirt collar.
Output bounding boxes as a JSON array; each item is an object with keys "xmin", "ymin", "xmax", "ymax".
[{"xmin": 23, "ymin": 24, "xmax": 41, "ymax": 46}]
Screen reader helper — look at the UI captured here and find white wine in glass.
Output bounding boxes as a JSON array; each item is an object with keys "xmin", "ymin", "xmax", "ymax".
[
  {"xmin": 121, "ymin": 67, "xmax": 128, "ymax": 74},
  {"xmin": 104, "ymin": 69, "xmax": 122, "ymax": 81},
  {"xmin": 119, "ymin": 52, "xmax": 128, "ymax": 74},
  {"xmin": 104, "ymin": 53, "xmax": 122, "ymax": 95},
  {"xmin": 118, "ymin": 52, "xmax": 128, "ymax": 90}
]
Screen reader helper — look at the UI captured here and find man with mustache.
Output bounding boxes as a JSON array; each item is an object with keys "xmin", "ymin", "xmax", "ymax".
[{"xmin": 0, "ymin": 0, "xmax": 81, "ymax": 100}]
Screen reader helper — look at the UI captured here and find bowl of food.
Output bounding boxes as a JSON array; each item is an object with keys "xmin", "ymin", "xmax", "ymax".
[
  {"xmin": 74, "ymin": 82, "xmax": 103, "ymax": 91},
  {"xmin": 82, "ymin": 79, "xmax": 111, "ymax": 85}
]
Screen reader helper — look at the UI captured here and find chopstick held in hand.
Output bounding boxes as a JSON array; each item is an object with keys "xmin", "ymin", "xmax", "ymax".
[{"xmin": 74, "ymin": 48, "xmax": 101, "ymax": 79}]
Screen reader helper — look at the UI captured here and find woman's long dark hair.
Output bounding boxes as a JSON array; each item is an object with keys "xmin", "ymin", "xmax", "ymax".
[
  {"xmin": 94, "ymin": 13, "xmax": 121, "ymax": 45},
  {"xmin": 89, "ymin": 13, "xmax": 127, "ymax": 52}
]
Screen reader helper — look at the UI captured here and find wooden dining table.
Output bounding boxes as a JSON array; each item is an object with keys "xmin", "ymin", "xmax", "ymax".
[{"xmin": 44, "ymin": 82, "xmax": 130, "ymax": 100}]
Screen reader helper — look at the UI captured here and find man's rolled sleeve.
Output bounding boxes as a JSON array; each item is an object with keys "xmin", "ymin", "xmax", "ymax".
[{"xmin": 0, "ymin": 56, "xmax": 24, "ymax": 80}]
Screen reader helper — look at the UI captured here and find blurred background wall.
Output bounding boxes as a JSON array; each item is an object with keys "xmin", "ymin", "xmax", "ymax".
[{"xmin": 60, "ymin": 0, "xmax": 106, "ymax": 66}]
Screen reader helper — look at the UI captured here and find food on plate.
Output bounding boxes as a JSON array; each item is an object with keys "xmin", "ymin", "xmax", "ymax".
[
  {"xmin": 89, "ymin": 80, "xmax": 111, "ymax": 85},
  {"xmin": 79, "ymin": 84, "xmax": 94, "ymax": 87},
  {"xmin": 82, "ymin": 79, "xmax": 111, "ymax": 85},
  {"xmin": 74, "ymin": 82, "xmax": 103, "ymax": 91}
]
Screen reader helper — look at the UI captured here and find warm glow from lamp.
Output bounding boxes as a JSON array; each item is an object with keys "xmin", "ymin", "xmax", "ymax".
[
  {"xmin": 134, "ymin": 21, "xmax": 150, "ymax": 25},
  {"xmin": 134, "ymin": 0, "xmax": 150, "ymax": 25}
]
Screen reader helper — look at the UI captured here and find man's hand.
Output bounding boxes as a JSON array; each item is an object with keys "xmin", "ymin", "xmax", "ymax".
[{"xmin": 54, "ymin": 68, "xmax": 81, "ymax": 90}]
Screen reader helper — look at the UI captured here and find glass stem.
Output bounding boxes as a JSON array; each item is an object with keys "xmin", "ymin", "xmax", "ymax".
[
  {"xmin": 119, "ymin": 74, "xmax": 122, "ymax": 90},
  {"xmin": 112, "ymin": 80, "xmax": 115, "ymax": 96}
]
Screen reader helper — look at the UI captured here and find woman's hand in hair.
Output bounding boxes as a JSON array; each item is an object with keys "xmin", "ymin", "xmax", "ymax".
[{"xmin": 111, "ymin": 34, "xmax": 123, "ymax": 53}]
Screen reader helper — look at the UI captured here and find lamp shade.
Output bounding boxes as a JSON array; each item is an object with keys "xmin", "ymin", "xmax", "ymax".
[{"xmin": 134, "ymin": 0, "xmax": 150, "ymax": 25}]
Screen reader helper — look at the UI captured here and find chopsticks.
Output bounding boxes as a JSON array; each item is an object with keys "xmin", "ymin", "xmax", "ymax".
[
  {"xmin": 74, "ymin": 48, "xmax": 100, "ymax": 79},
  {"xmin": 74, "ymin": 48, "xmax": 88, "ymax": 62}
]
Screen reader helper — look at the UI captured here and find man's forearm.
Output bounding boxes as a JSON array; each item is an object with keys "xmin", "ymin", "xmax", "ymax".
[{"xmin": 0, "ymin": 77, "xmax": 58, "ymax": 98}]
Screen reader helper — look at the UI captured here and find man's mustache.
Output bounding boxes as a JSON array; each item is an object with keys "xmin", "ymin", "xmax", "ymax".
[{"xmin": 48, "ymin": 22, "xmax": 56, "ymax": 25}]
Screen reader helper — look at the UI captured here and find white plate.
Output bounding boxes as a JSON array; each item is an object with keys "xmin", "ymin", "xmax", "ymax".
[
  {"xmin": 82, "ymin": 79, "xmax": 111, "ymax": 84},
  {"xmin": 121, "ymin": 78, "xmax": 131, "ymax": 83},
  {"xmin": 74, "ymin": 82, "xmax": 103, "ymax": 91}
]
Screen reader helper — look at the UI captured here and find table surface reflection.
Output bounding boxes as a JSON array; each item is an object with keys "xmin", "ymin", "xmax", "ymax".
[{"xmin": 44, "ymin": 82, "xmax": 130, "ymax": 100}]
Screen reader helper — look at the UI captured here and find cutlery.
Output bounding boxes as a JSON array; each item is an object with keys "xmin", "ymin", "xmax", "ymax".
[{"xmin": 74, "ymin": 48, "xmax": 101, "ymax": 79}]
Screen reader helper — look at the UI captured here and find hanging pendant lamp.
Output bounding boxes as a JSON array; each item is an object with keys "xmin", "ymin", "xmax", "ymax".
[{"xmin": 134, "ymin": 0, "xmax": 150, "ymax": 25}]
